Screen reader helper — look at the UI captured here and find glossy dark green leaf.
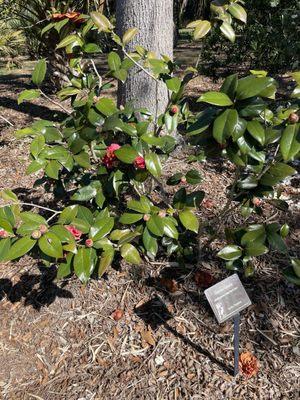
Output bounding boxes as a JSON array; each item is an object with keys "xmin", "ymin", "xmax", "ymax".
[
  {"xmin": 147, "ymin": 215, "xmax": 164, "ymax": 237},
  {"xmin": 74, "ymin": 247, "xmax": 96, "ymax": 283},
  {"xmin": 57, "ymin": 253, "xmax": 73, "ymax": 279},
  {"xmin": 247, "ymin": 120, "xmax": 265, "ymax": 145},
  {"xmin": 95, "ymin": 98, "xmax": 118, "ymax": 116},
  {"xmin": 119, "ymin": 213, "xmax": 143, "ymax": 224},
  {"xmin": 58, "ymin": 205, "xmax": 78, "ymax": 224},
  {"xmin": 186, "ymin": 170, "xmax": 202, "ymax": 184},
  {"xmin": 142, "ymin": 227, "xmax": 158, "ymax": 256},
  {"xmin": 32, "ymin": 59, "xmax": 47, "ymax": 86},
  {"xmin": 217, "ymin": 245, "xmax": 242, "ymax": 260},
  {"xmin": 162, "ymin": 218, "xmax": 178, "ymax": 239},
  {"xmin": 38, "ymin": 232, "xmax": 63, "ymax": 259},
  {"xmin": 179, "ymin": 210, "xmax": 199, "ymax": 233},
  {"xmin": 220, "ymin": 22, "xmax": 235, "ymax": 43},
  {"xmin": 198, "ymin": 91, "xmax": 233, "ymax": 106},
  {"xmin": 6, "ymin": 237, "xmax": 36, "ymax": 261},
  {"xmin": 90, "ymin": 217, "xmax": 114, "ymax": 241},
  {"xmin": 260, "ymin": 163, "xmax": 296, "ymax": 186},
  {"xmin": 220, "ymin": 73, "xmax": 238, "ymax": 100},
  {"xmin": 115, "ymin": 145, "xmax": 138, "ymax": 164},
  {"xmin": 0, "ymin": 238, "xmax": 11, "ymax": 261},
  {"xmin": 98, "ymin": 247, "xmax": 114, "ymax": 277},
  {"xmin": 108, "ymin": 51, "xmax": 121, "ymax": 71},
  {"xmin": 120, "ymin": 243, "xmax": 141, "ymax": 265},
  {"xmin": 236, "ymin": 76, "xmax": 273, "ymax": 100},
  {"xmin": 228, "ymin": 4, "xmax": 247, "ymax": 23},
  {"xmin": 280, "ymin": 124, "xmax": 300, "ymax": 161},
  {"xmin": 145, "ymin": 153, "xmax": 162, "ymax": 177}
]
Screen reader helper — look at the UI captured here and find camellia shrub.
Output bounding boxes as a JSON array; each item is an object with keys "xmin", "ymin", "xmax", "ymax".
[{"xmin": 0, "ymin": 2, "xmax": 299, "ymax": 286}]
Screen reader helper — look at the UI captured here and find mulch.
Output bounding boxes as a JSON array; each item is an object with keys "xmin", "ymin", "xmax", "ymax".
[{"xmin": 0, "ymin": 70, "xmax": 299, "ymax": 400}]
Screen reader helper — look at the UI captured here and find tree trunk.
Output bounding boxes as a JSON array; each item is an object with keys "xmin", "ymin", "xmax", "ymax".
[{"xmin": 116, "ymin": 0, "xmax": 173, "ymax": 119}]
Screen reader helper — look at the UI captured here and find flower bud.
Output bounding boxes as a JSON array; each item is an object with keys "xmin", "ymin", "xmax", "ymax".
[
  {"xmin": 170, "ymin": 105, "xmax": 179, "ymax": 115},
  {"xmin": 85, "ymin": 238, "xmax": 94, "ymax": 247},
  {"xmin": 252, "ymin": 197, "xmax": 262, "ymax": 207},
  {"xmin": 158, "ymin": 210, "xmax": 166, "ymax": 218},
  {"xmin": 180, "ymin": 176, "xmax": 187, "ymax": 184},
  {"xmin": 39, "ymin": 224, "xmax": 48, "ymax": 234},
  {"xmin": 32, "ymin": 230, "xmax": 42, "ymax": 239},
  {"xmin": 0, "ymin": 230, "xmax": 9, "ymax": 238},
  {"xmin": 288, "ymin": 113, "xmax": 299, "ymax": 124},
  {"xmin": 143, "ymin": 214, "xmax": 150, "ymax": 221}
]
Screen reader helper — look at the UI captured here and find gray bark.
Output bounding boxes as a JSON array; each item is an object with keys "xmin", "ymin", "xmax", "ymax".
[{"xmin": 116, "ymin": 0, "xmax": 173, "ymax": 119}]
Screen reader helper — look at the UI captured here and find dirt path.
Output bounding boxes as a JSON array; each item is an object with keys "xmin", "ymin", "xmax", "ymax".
[{"xmin": 0, "ymin": 73, "xmax": 299, "ymax": 400}]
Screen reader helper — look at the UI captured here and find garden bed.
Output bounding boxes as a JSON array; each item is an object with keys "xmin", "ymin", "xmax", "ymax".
[{"xmin": 0, "ymin": 71, "xmax": 299, "ymax": 400}]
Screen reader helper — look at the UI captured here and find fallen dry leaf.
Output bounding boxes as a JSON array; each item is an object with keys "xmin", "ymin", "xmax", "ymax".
[
  {"xmin": 160, "ymin": 278, "xmax": 179, "ymax": 293},
  {"xmin": 141, "ymin": 328, "xmax": 156, "ymax": 346},
  {"xmin": 194, "ymin": 270, "xmax": 215, "ymax": 288},
  {"xmin": 111, "ymin": 309, "xmax": 124, "ymax": 321}
]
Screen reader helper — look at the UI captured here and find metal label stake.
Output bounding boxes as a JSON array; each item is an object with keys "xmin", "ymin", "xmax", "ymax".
[
  {"xmin": 233, "ymin": 313, "xmax": 240, "ymax": 376},
  {"xmin": 204, "ymin": 274, "xmax": 251, "ymax": 377}
]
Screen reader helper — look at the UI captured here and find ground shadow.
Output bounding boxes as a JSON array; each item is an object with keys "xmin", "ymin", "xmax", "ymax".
[
  {"xmin": 135, "ymin": 296, "xmax": 234, "ymax": 375},
  {"xmin": 0, "ymin": 96, "xmax": 67, "ymax": 122},
  {"xmin": 0, "ymin": 266, "xmax": 73, "ymax": 311}
]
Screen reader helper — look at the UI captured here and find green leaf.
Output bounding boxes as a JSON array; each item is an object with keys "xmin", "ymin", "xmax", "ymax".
[
  {"xmin": 119, "ymin": 213, "xmax": 143, "ymax": 224},
  {"xmin": 143, "ymin": 227, "xmax": 158, "ymax": 256},
  {"xmin": 6, "ymin": 237, "xmax": 36, "ymax": 261},
  {"xmin": 186, "ymin": 170, "xmax": 202, "ymax": 184},
  {"xmin": 74, "ymin": 248, "xmax": 96, "ymax": 283},
  {"xmin": 123, "ymin": 27, "xmax": 138, "ymax": 44},
  {"xmin": 179, "ymin": 210, "xmax": 199, "ymax": 233},
  {"xmin": 260, "ymin": 163, "xmax": 296, "ymax": 186},
  {"xmin": 173, "ymin": 188, "xmax": 186, "ymax": 210},
  {"xmin": 18, "ymin": 89, "xmax": 40, "ymax": 104},
  {"xmin": 0, "ymin": 238, "xmax": 11, "ymax": 262},
  {"xmin": 83, "ymin": 43, "xmax": 101, "ymax": 53},
  {"xmin": 220, "ymin": 22, "xmax": 235, "ymax": 43},
  {"xmin": 236, "ymin": 76, "xmax": 274, "ymax": 100},
  {"xmin": 30, "ymin": 135, "xmax": 45, "ymax": 158},
  {"xmin": 213, "ymin": 109, "xmax": 236, "ymax": 144},
  {"xmin": 91, "ymin": 12, "xmax": 113, "ymax": 32},
  {"xmin": 198, "ymin": 91, "xmax": 233, "ymax": 106},
  {"xmin": 145, "ymin": 153, "xmax": 162, "ymax": 177},
  {"xmin": 217, "ymin": 245, "xmax": 242, "ymax": 261},
  {"xmin": 220, "ymin": 74, "xmax": 238, "ymax": 100},
  {"xmin": 283, "ymin": 267, "xmax": 300, "ymax": 286},
  {"xmin": 247, "ymin": 120, "xmax": 265, "ymax": 145},
  {"xmin": 193, "ymin": 20, "xmax": 211, "ymax": 40},
  {"xmin": 57, "ymin": 34, "xmax": 83, "ymax": 49},
  {"xmin": 58, "ymin": 205, "xmax": 78, "ymax": 224},
  {"xmin": 90, "ymin": 217, "xmax": 114, "ymax": 241},
  {"xmin": 127, "ymin": 197, "xmax": 151, "ymax": 214},
  {"xmin": 71, "ymin": 185, "xmax": 98, "ymax": 202},
  {"xmin": 32, "ymin": 59, "xmax": 47, "ymax": 86},
  {"xmin": 98, "ymin": 247, "xmax": 115, "ymax": 277},
  {"xmin": 120, "ymin": 243, "xmax": 141, "ymax": 265},
  {"xmin": 291, "ymin": 258, "xmax": 300, "ymax": 278},
  {"xmin": 45, "ymin": 160, "xmax": 61, "ymax": 179},
  {"xmin": 95, "ymin": 98, "xmax": 118, "ymax": 116},
  {"xmin": 38, "ymin": 232, "xmax": 63, "ymax": 259},
  {"xmin": 57, "ymin": 253, "xmax": 73, "ymax": 279},
  {"xmin": 267, "ymin": 231, "xmax": 287, "ymax": 253},
  {"xmin": 114, "ymin": 145, "xmax": 138, "ymax": 164},
  {"xmin": 280, "ymin": 124, "xmax": 300, "ymax": 161},
  {"xmin": 73, "ymin": 152, "xmax": 91, "ymax": 169},
  {"xmin": 21, "ymin": 212, "xmax": 46, "ymax": 226},
  {"xmin": 147, "ymin": 215, "xmax": 164, "ymax": 237},
  {"xmin": 108, "ymin": 51, "xmax": 121, "ymax": 71},
  {"xmin": 0, "ymin": 189, "xmax": 18, "ymax": 203},
  {"xmin": 162, "ymin": 218, "xmax": 178, "ymax": 239},
  {"xmin": 228, "ymin": 4, "xmax": 247, "ymax": 23},
  {"xmin": 245, "ymin": 244, "xmax": 268, "ymax": 257},
  {"xmin": 166, "ymin": 77, "xmax": 182, "ymax": 93}
]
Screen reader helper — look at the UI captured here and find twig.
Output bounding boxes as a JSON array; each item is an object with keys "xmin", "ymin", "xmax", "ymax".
[
  {"xmin": 89, "ymin": 142, "xmax": 99, "ymax": 162},
  {"xmin": 1, "ymin": 202, "xmax": 61, "ymax": 215},
  {"xmin": 90, "ymin": 59, "xmax": 102, "ymax": 88},
  {"xmin": 122, "ymin": 48, "xmax": 159, "ymax": 82},
  {"xmin": 0, "ymin": 115, "xmax": 14, "ymax": 126},
  {"xmin": 39, "ymin": 90, "xmax": 72, "ymax": 115}
]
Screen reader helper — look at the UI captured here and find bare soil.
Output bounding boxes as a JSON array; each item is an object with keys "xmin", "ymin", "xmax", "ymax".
[{"xmin": 0, "ymin": 69, "xmax": 299, "ymax": 400}]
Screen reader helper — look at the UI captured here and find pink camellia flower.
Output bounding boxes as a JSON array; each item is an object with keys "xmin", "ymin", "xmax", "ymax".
[
  {"xmin": 134, "ymin": 156, "xmax": 146, "ymax": 170},
  {"xmin": 102, "ymin": 143, "xmax": 121, "ymax": 169},
  {"xmin": 0, "ymin": 230, "xmax": 8, "ymax": 238},
  {"xmin": 65, "ymin": 225, "xmax": 83, "ymax": 241}
]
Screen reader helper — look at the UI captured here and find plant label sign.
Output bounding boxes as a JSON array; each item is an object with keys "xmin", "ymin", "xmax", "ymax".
[{"xmin": 204, "ymin": 274, "xmax": 251, "ymax": 324}]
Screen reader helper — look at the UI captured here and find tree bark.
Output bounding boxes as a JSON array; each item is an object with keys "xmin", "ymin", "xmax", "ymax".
[{"xmin": 116, "ymin": 0, "xmax": 173, "ymax": 119}]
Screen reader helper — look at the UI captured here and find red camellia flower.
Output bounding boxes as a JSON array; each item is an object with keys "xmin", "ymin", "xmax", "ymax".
[
  {"xmin": 239, "ymin": 352, "xmax": 259, "ymax": 378},
  {"xmin": 51, "ymin": 11, "xmax": 84, "ymax": 25},
  {"xmin": 0, "ymin": 230, "xmax": 8, "ymax": 238},
  {"xmin": 65, "ymin": 225, "xmax": 83, "ymax": 241},
  {"xmin": 170, "ymin": 105, "xmax": 179, "ymax": 115},
  {"xmin": 134, "ymin": 156, "xmax": 146, "ymax": 170},
  {"xmin": 102, "ymin": 143, "xmax": 121, "ymax": 169}
]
